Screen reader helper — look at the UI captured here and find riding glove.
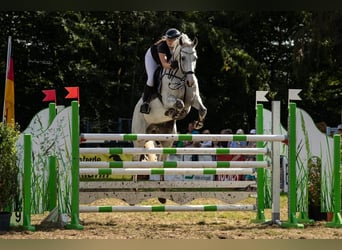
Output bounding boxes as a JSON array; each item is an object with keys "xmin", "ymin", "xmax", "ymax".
[{"xmin": 170, "ymin": 60, "xmax": 179, "ymax": 69}]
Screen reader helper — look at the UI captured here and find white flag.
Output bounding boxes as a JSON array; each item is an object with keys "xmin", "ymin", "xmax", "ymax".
[
  {"xmin": 256, "ymin": 91, "xmax": 269, "ymax": 102},
  {"xmin": 288, "ymin": 89, "xmax": 302, "ymax": 101}
]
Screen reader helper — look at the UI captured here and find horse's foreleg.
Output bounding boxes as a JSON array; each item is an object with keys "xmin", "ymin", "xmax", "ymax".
[
  {"xmin": 191, "ymin": 95, "xmax": 207, "ymax": 129},
  {"xmin": 185, "ymin": 78, "xmax": 207, "ymax": 129},
  {"xmin": 163, "ymin": 95, "xmax": 185, "ymax": 118}
]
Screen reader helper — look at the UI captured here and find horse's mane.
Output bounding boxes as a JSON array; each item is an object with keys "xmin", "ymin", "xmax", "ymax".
[
  {"xmin": 175, "ymin": 33, "xmax": 193, "ymax": 47},
  {"xmin": 180, "ymin": 33, "xmax": 192, "ymax": 44}
]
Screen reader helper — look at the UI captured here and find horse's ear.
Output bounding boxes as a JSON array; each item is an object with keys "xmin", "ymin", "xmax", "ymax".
[
  {"xmin": 192, "ymin": 37, "xmax": 198, "ymax": 47},
  {"xmin": 179, "ymin": 36, "xmax": 183, "ymax": 46}
]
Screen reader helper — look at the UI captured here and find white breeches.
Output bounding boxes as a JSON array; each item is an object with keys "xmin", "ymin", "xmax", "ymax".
[{"xmin": 145, "ymin": 48, "xmax": 159, "ymax": 87}]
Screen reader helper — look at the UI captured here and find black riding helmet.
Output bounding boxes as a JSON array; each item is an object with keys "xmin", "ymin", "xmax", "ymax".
[{"xmin": 165, "ymin": 28, "xmax": 181, "ymax": 39}]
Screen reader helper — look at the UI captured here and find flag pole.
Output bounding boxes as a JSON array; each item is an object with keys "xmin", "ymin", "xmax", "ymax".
[
  {"xmin": 2, "ymin": 36, "xmax": 11, "ymax": 122},
  {"xmin": 2, "ymin": 36, "xmax": 15, "ymax": 126}
]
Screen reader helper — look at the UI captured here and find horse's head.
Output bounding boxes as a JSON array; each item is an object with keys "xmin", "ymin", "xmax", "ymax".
[{"xmin": 173, "ymin": 34, "xmax": 198, "ymax": 87}]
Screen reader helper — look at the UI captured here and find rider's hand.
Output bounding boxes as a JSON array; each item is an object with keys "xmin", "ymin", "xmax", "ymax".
[{"xmin": 170, "ymin": 60, "xmax": 178, "ymax": 69}]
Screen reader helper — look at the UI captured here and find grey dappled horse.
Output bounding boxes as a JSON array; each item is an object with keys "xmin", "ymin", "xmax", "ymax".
[{"xmin": 131, "ymin": 34, "xmax": 207, "ymax": 202}]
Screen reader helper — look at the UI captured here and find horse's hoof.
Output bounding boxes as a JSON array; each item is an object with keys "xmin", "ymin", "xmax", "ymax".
[
  {"xmin": 194, "ymin": 121, "xmax": 203, "ymax": 129},
  {"xmin": 165, "ymin": 108, "xmax": 176, "ymax": 117},
  {"xmin": 158, "ymin": 197, "xmax": 167, "ymax": 204}
]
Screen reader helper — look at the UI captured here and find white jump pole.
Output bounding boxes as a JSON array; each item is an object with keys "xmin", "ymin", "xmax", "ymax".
[
  {"xmin": 271, "ymin": 101, "xmax": 281, "ymax": 223},
  {"xmin": 79, "ymin": 160, "xmax": 269, "ymax": 168},
  {"xmin": 79, "ymin": 204, "xmax": 256, "ymax": 213},
  {"xmin": 79, "ymin": 168, "xmax": 255, "ymax": 176},
  {"xmin": 80, "ymin": 147, "xmax": 269, "ymax": 155},
  {"xmin": 80, "ymin": 133, "xmax": 287, "ymax": 143}
]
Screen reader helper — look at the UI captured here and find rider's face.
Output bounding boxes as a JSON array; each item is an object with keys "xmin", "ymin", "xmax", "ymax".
[{"xmin": 166, "ymin": 38, "xmax": 176, "ymax": 47}]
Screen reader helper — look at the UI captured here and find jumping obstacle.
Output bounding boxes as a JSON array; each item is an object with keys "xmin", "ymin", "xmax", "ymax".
[
  {"xmin": 76, "ymin": 132, "xmax": 279, "ymax": 216},
  {"xmin": 18, "ymin": 90, "xmax": 341, "ymax": 230},
  {"xmin": 61, "ymin": 100, "xmax": 286, "ymax": 230},
  {"xmin": 78, "ymin": 134, "xmax": 273, "ymax": 205}
]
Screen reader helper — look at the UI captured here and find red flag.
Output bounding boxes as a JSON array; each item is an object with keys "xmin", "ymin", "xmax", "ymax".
[
  {"xmin": 65, "ymin": 87, "xmax": 79, "ymax": 103},
  {"xmin": 2, "ymin": 36, "xmax": 15, "ymax": 127},
  {"xmin": 42, "ymin": 89, "xmax": 56, "ymax": 102}
]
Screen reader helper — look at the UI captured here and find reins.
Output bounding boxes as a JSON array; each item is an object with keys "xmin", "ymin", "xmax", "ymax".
[{"xmin": 161, "ymin": 42, "xmax": 195, "ymax": 83}]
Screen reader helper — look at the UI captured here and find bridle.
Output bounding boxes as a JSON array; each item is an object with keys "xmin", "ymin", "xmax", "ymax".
[
  {"xmin": 178, "ymin": 45, "xmax": 195, "ymax": 76},
  {"xmin": 164, "ymin": 38, "xmax": 197, "ymax": 85}
]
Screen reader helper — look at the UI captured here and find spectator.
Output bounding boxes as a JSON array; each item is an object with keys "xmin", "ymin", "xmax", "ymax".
[
  {"xmin": 200, "ymin": 129, "xmax": 214, "ymax": 161},
  {"xmin": 245, "ymin": 129, "xmax": 256, "ymax": 161},
  {"xmin": 230, "ymin": 128, "xmax": 247, "ymax": 149},
  {"xmin": 215, "ymin": 128, "xmax": 242, "ymax": 181},
  {"xmin": 214, "ymin": 128, "xmax": 232, "ymax": 148},
  {"xmin": 183, "ymin": 121, "xmax": 200, "ymax": 161},
  {"xmin": 230, "ymin": 129, "xmax": 247, "ymax": 180},
  {"xmin": 200, "ymin": 129, "xmax": 213, "ymax": 147},
  {"xmin": 183, "ymin": 121, "xmax": 199, "ymax": 147},
  {"xmin": 245, "ymin": 129, "xmax": 257, "ymax": 183}
]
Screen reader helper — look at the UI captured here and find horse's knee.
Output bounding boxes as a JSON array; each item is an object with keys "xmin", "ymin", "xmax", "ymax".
[
  {"xmin": 200, "ymin": 107, "xmax": 207, "ymax": 115},
  {"xmin": 175, "ymin": 99, "xmax": 184, "ymax": 110}
]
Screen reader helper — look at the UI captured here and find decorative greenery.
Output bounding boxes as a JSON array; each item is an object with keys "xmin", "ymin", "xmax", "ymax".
[
  {"xmin": 0, "ymin": 122, "xmax": 20, "ymax": 211},
  {"xmin": 307, "ymin": 156, "xmax": 322, "ymax": 207}
]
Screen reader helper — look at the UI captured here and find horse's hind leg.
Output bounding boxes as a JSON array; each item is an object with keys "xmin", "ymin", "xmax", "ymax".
[
  {"xmin": 157, "ymin": 151, "xmax": 168, "ymax": 204},
  {"xmin": 139, "ymin": 141, "xmax": 157, "ymax": 181},
  {"xmin": 157, "ymin": 132, "xmax": 176, "ymax": 204}
]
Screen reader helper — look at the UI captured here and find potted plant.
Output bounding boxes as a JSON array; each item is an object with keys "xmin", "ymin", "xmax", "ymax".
[
  {"xmin": 307, "ymin": 156, "xmax": 326, "ymax": 221},
  {"xmin": 0, "ymin": 122, "xmax": 20, "ymax": 231}
]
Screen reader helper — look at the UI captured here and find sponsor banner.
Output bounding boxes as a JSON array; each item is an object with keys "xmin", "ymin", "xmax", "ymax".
[{"xmin": 80, "ymin": 153, "xmax": 133, "ymax": 180}]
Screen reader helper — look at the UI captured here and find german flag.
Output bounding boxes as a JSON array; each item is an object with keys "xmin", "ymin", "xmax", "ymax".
[{"xmin": 2, "ymin": 36, "xmax": 15, "ymax": 127}]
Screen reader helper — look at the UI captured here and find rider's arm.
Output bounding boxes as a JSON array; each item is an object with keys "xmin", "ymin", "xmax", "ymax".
[{"xmin": 158, "ymin": 52, "xmax": 172, "ymax": 69}]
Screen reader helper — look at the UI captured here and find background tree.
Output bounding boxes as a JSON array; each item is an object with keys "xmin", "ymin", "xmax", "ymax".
[{"xmin": 0, "ymin": 11, "xmax": 341, "ymax": 134}]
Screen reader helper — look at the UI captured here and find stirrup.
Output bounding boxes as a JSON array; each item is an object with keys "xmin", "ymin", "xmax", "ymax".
[{"xmin": 140, "ymin": 102, "xmax": 151, "ymax": 114}]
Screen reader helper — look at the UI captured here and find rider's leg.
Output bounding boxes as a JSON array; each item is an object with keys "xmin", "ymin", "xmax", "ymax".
[
  {"xmin": 141, "ymin": 48, "xmax": 157, "ymax": 114},
  {"xmin": 140, "ymin": 85, "xmax": 154, "ymax": 113}
]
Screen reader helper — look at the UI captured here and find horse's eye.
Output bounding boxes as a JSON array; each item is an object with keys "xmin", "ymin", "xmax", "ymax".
[{"xmin": 181, "ymin": 56, "xmax": 186, "ymax": 61}]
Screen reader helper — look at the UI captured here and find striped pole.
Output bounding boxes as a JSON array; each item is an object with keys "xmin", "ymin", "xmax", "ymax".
[
  {"xmin": 80, "ymin": 133, "xmax": 287, "ymax": 143},
  {"xmin": 80, "ymin": 160, "xmax": 269, "ymax": 168},
  {"xmin": 254, "ymin": 103, "xmax": 265, "ymax": 223},
  {"xmin": 79, "ymin": 204, "xmax": 256, "ymax": 213},
  {"xmin": 47, "ymin": 102, "xmax": 57, "ymax": 212},
  {"xmin": 79, "ymin": 168, "xmax": 255, "ymax": 176},
  {"xmin": 23, "ymin": 134, "xmax": 35, "ymax": 231},
  {"xmin": 271, "ymin": 101, "xmax": 281, "ymax": 222},
  {"xmin": 281, "ymin": 102, "xmax": 303, "ymax": 228},
  {"xmin": 80, "ymin": 147, "xmax": 269, "ymax": 155},
  {"xmin": 66, "ymin": 101, "xmax": 83, "ymax": 230},
  {"xmin": 326, "ymin": 134, "xmax": 342, "ymax": 228}
]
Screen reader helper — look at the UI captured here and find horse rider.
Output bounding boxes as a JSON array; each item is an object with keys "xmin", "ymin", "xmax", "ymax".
[{"xmin": 140, "ymin": 28, "xmax": 181, "ymax": 114}]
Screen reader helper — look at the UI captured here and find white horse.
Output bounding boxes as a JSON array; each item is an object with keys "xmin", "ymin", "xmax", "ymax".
[
  {"xmin": 131, "ymin": 34, "xmax": 207, "ymax": 199},
  {"xmin": 132, "ymin": 33, "xmax": 207, "ymax": 148}
]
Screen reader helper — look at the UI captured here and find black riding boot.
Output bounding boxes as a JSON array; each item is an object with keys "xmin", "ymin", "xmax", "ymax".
[{"xmin": 140, "ymin": 85, "xmax": 154, "ymax": 114}]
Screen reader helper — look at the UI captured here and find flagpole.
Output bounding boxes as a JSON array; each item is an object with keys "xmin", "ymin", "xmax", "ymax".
[{"xmin": 2, "ymin": 36, "xmax": 12, "ymax": 122}]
